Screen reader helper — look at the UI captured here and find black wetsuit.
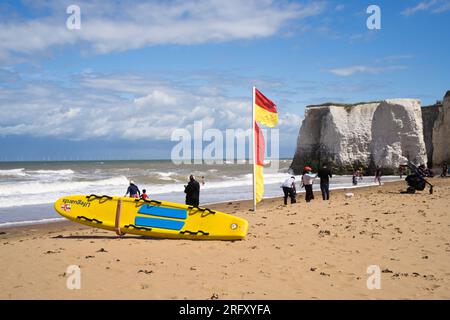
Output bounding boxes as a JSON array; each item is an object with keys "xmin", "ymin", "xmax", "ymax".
[{"xmin": 184, "ymin": 180, "xmax": 200, "ymax": 206}]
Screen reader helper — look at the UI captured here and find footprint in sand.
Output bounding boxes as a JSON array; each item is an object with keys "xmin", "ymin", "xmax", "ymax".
[
  {"xmin": 138, "ymin": 269, "xmax": 153, "ymax": 275},
  {"xmin": 44, "ymin": 250, "xmax": 60, "ymax": 254}
]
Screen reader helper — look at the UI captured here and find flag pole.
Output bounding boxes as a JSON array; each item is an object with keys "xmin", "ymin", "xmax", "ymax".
[{"xmin": 252, "ymin": 86, "xmax": 256, "ymax": 212}]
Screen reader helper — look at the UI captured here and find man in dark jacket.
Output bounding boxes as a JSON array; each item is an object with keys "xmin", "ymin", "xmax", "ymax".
[
  {"xmin": 184, "ymin": 175, "xmax": 200, "ymax": 206},
  {"xmin": 125, "ymin": 181, "xmax": 140, "ymax": 198},
  {"xmin": 317, "ymin": 164, "xmax": 332, "ymax": 200}
]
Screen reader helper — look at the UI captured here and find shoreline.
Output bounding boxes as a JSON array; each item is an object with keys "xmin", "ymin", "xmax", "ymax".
[
  {"xmin": 0, "ymin": 180, "xmax": 401, "ymax": 238},
  {"xmin": 0, "ymin": 177, "xmax": 401, "ymax": 231}
]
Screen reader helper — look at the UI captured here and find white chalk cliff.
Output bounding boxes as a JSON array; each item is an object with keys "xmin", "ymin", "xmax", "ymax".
[
  {"xmin": 432, "ymin": 91, "xmax": 450, "ymax": 165},
  {"xmin": 290, "ymin": 99, "xmax": 428, "ymax": 174}
]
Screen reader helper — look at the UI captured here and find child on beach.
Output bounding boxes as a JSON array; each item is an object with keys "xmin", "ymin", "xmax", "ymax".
[
  {"xmin": 141, "ymin": 189, "xmax": 149, "ymax": 200},
  {"xmin": 301, "ymin": 166, "xmax": 316, "ymax": 202}
]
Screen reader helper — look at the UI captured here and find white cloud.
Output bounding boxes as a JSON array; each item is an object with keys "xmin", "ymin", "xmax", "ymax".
[
  {"xmin": 401, "ymin": 0, "xmax": 450, "ymax": 16},
  {"xmin": 0, "ymin": 0, "xmax": 325, "ymax": 61},
  {"xmin": 134, "ymin": 90, "xmax": 178, "ymax": 107},
  {"xmin": 0, "ymin": 71, "xmax": 277, "ymax": 140},
  {"xmin": 328, "ymin": 65, "xmax": 407, "ymax": 77}
]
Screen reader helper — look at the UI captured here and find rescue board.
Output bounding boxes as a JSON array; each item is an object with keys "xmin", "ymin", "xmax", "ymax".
[{"xmin": 54, "ymin": 194, "xmax": 248, "ymax": 240}]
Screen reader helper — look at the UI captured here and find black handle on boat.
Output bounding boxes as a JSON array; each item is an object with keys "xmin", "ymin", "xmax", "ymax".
[
  {"xmin": 188, "ymin": 206, "xmax": 216, "ymax": 214},
  {"xmin": 86, "ymin": 194, "xmax": 113, "ymax": 200},
  {"xmin": 135, "ymin": 198, "xmax": 162, "ymax": 205}
]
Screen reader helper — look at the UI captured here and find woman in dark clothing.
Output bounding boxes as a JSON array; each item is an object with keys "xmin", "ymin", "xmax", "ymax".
[{"xmin": 184, "ymin": 175, "xmax": 200, "ymax": 206}]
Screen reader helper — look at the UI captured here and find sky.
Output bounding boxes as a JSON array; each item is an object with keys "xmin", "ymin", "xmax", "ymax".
[{"xmin": 0, "ymin": 0, "xmax": 449, "ymax": 161}]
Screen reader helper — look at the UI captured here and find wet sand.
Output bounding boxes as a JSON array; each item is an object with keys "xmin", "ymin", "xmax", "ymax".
[{"xmin": 1, "ymin": 179, "xmax": 449, "ymax": 299}]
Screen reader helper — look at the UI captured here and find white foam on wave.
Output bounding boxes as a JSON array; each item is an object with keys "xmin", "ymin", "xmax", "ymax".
[
  {"xmin": 30, "ymin": 169, "xmax": 75, "ymax": 175},
  {"xmin": 155, "ymin": 171, "xmax": 178, "ymax": 181},
  {"xmin": 0, "ymin": 175, "xmax": 129, "ymax": 197},
  {"xmin": 0, "ymin": 168, "xmax": 28, "ymax": 177},
  {"xmin": 0, "ymin": 218, "xmax": 65, "ymax": 228}
]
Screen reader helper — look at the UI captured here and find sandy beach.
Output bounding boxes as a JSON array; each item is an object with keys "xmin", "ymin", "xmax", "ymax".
[{"xmin": 0, "ymin": 179, "xmax": 449, "ymax": 300}]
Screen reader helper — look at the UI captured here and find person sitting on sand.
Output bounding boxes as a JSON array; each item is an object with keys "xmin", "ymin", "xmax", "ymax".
[
  {"xmin": 374, "ymin": 166, "xmax": 382, "ymax": 186},
  {"xmin": 184, "ymin": 175, "xmax": 200, "ymax": 207},
  {"xmin": 141, "ymin": 189, "xmax": 149, "ymax": 200},
  {"xmin": 317, "ymin": 163, "xmax": 332, "ymax": 200},
  {"xmin": 281, "ymin": 176, "xmax": 297, "ymax": 205},
  {"xmin": 301, "ymin": 166, "xmax": 316, "ymax": 203},
  {"xmin": 125, "ymin": 181, "xmax": 141, "ymax": 198}
]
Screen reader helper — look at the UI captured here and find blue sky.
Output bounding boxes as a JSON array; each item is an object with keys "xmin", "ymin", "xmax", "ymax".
[{"xmin": 0, "ymin": 0, "xmax": 449, "ymax": 161}]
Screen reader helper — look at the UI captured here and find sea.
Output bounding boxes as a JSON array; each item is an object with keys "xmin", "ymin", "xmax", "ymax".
[{"xmin": 0, "ymin": 160, "xmax": 402, "ymax": 227}]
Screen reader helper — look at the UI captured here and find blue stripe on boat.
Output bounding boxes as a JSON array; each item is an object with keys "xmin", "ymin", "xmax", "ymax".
[
  {"xmin": 138, "ymin": 205, "xmax": 187, "ymax": 220},
  {"xmin": 135, "ymin": 217, "xmax": 185, "ymax": 231}
]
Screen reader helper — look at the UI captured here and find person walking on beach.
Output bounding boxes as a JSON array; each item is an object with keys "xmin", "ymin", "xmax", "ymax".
[
  {"xmin": 201, "ymin": 176, "xmax": 205, "ymax": 186},
  {"xmin": 184, "ymin": 175, "xmax": 200, "ymax": 207},
  {"xmin": 301, "ymin": 166, "xmax": 316, "ymax": 202},
  {"xmin": 317, "ymin": 163, "xmax": 332, "ymax": 200},
  {"xmin": 141, "ymin": 189, "xmax": 149, "ymax": 200},
  {"xmin": 125, "ymin": 181, "xmax": 141, "ymax": 198},
  {"xmin": 352, "ymin": 171, "xmax": 358, "ymax": 186},
  {"xmin": 281, "ymin": 176, "xmax": 297, "ymax": 205},
  {"xmin": 374, "ymin": 166, "xmax": 382, "ymax": 186}
]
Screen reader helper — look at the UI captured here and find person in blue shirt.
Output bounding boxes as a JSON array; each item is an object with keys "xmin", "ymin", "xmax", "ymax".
[{"xmin": 125, "ymin": 180, "xmax": 141, "ymax": 198}]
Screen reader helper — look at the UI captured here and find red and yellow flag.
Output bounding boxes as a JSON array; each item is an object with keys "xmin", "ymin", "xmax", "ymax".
[
  {"xmin": 253, "ymin": 87, "xmax": 278, "ymax": 206},
  {"xmin": 254, "ymin": 88, "xmax": 278, "ymax": 128},
  {"xmin": 254, "ymin": 122, "xmax": 265, "ymax": 203}
]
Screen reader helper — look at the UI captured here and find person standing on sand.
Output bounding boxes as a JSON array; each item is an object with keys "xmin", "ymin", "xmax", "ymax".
[
  {"xmin": 441, "ymin": 162, "xmax": 448, "ymax": 178},
  {"xmin": 399, "ymin": 165, "xmax": 404, "ymax": 179},
  {"xmin": 352, "ymin": 171, "xmax": 358, "ymax": 186},
  {"xmin": 125, "ymin": 181, "xmax": 140, "ymax": 198},
  {"xmin": 184, "ymin": 175, "xmax": 200, "ymax": 207},
  {"xmin": 301, "ymin": 166, "xmax": 316, "ymax": 202},
  {"xmin": 374, "ymin": 166, "xmax": 382, "ymax": 186},
  {"xmin": 317, "ymin": 164, "xmax": 332, "ymax": 200},
  {"xmin": 281, "ymin": 176, "xmax": 297, "ymax": 205}
]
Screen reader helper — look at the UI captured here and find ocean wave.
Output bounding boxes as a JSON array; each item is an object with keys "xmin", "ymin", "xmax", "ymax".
[
  {"xmin": 0, "ymin": 175, "xmax": 129, "ymax": 197},
  {"xmin": 0, "ymin": 218, "xmax": 65, "ymax": 228},
  {"xmin": 30, "ymin": 169, "xmax": 75, "ymax": 175},
  {"xmin": 0, "ymin": 168, "xmax": 28, "ymax": 177}
]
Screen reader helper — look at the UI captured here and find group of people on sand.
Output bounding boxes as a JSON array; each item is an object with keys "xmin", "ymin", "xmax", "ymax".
[
  {"xmin": 282, "ymin": 164, "xmax": 387, "ymax": 205},
  {"xmin": 124, "ymin": 175, "xmax": 205, "ymax": 207},
  {"xmin": 281, "ymin": 163, "xmax": 333, "ymax": 205}
]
